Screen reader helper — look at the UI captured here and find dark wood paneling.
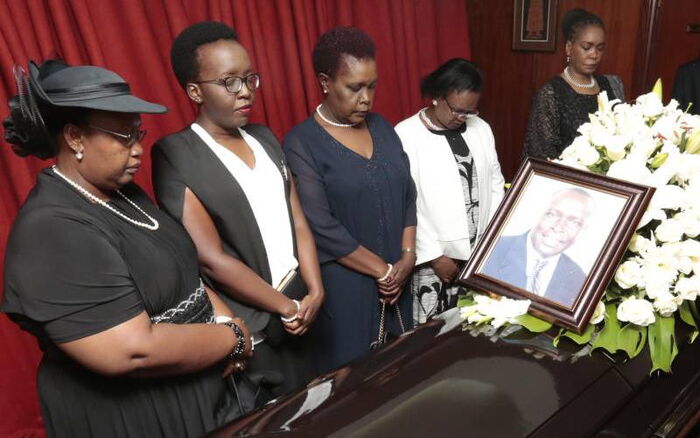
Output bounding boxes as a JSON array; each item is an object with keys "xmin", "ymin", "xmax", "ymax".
[
  {"xmin": 648, "ymin": 0, "xmax": 700, "ymax": 101},
  {"xmin": 467, "ymin": 0, "xmax": 645, "ymax": 180}
]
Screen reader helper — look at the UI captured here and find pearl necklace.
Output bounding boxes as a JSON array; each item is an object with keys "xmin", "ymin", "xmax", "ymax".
[
  {"xmin": 563, "ymin": 66, "xmax": 596, "ymax": 89},
  {"xmin": 52, "ymin": 165, "xmax": 160, "ymax": 231},
  {"xmin": 315, "ymin": 104, "xmax": 358, "ymax": 127},
  {"xmin": 419, "ymin": 108, "xmax": 446, "ymax": 131}
]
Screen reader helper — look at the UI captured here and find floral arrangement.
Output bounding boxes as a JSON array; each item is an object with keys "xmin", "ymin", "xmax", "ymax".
[{"xmin": 458, "ymin": 81, "xmax": 700, "ymax": 373}]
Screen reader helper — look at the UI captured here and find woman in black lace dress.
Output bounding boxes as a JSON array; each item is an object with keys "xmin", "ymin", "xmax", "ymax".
[{"xmin": 523, "ymin": 9, "xmax": 625, "ymax": 159}]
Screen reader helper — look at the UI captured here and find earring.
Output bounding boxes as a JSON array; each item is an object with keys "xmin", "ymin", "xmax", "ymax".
[
  {"xmin": 323, "ymin": 89, "xmax": 328, "ymax": 94},
  {"xmin": 432, "ymin": 99, "xmax": 437, "ymax": 106},
  {"xmin": 566, "ymin": 55, "xmax": 570, "ymax": 64},
  {"xmin": 75, "ymin": 150, "xmax": 83, "ymax": 161}
]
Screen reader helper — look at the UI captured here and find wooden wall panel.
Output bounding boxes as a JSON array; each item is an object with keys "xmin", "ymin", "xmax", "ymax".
[
  {"xmin": 649, "ymin": 0, "xmax": 700, "ymax": 102},
  {"xmin": 467, "ymin": 0, "xmax": 645, "ymax": 180}
]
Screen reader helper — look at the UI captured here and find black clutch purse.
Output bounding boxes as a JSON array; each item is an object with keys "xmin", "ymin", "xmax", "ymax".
[{"xmin": 276, "ymin": 268, "xmax": 307, "ymax": 301}]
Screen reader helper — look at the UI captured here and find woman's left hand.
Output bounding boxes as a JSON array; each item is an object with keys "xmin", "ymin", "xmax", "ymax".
[
  {"xmin": 387, "ymin": 253, "xmax": 416, "ymax": 288},
  {"xmin": 378, "ymin": 253, "xmax": 416, "ymax": 304},
  {"xmin": 298, "ymin": 293, "xmax": 324, "ymax": 326},
  {"xmin": 283, "ymin": 293, "xmax": 324, "ymax": 335}
]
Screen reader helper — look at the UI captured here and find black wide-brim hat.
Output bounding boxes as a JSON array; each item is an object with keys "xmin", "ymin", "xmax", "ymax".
[{"xmin": 27, "ymin": 60, "xmax": 167, "ymax": 114}]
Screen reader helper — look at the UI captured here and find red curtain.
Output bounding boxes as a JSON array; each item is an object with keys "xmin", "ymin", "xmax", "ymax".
[{"xmin": 0, "ymin": 0, "xmax": 471, "ymax": 435}]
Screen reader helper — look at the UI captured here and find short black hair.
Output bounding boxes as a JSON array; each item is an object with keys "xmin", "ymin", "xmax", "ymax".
[
  {"xmin": 561, "ymin": 9, "xmax": 604, "ymax": 42},
  {"xmin": 420, "ymin": 58, "xmax": 483, "ymax": 99},
  {"xmin": 170, "ymin": 21, "xmax": 238, "ymax": 89},
  {"xmin": 312, "ymin": 27, "xmax": 375, "ymax": 78}
]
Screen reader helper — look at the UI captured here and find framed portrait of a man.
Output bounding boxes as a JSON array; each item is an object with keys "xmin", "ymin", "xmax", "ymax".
[{"xmin": 459, "ymin": 159, "xmax": 654, "ymax": 333}]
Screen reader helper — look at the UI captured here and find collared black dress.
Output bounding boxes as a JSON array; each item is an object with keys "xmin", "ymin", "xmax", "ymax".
[
  {"xmin": 2, "ymin": 169, "xmax": 232, "ymax": 438},
  {"xmin": 284, "ymin": 113, "xmax": 417, "ymax": 373}
]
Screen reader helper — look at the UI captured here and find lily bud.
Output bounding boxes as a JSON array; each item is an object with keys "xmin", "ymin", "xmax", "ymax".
[
  {"xmin": 651, "ymin": 78, "xmax": 663, "ymax": 101},
  {"xmin": 650, "ymin": 152, "xmax": 668, "ymax": 168},
  {"xmin": 685, "ymin": 129, "xmax": 700, "ymax": 154}
]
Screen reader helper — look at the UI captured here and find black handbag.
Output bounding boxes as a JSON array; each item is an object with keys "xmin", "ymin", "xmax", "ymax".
[{"xmin": 369, "ymin": 301, "xmax": 407, "ymax": 350}]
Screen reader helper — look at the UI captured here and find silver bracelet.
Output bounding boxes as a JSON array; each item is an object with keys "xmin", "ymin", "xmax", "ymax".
[
  {"xmin": 377, "ymin": 263, "xmax": 393, "ymax": 282},
  {"xmin": 280, "ymin": 299, "xmax": 301, "ymax": 323}
]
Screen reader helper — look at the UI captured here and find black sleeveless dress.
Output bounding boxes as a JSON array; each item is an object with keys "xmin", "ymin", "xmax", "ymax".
[{"xmin": 2, "ymin": 169, "xmax": 232, "ymax": 437}]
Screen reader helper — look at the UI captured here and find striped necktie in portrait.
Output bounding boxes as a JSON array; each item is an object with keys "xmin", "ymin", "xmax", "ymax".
[{"xmin": 531, "ymin": 259, "xmax": 549, "ymax": 295}]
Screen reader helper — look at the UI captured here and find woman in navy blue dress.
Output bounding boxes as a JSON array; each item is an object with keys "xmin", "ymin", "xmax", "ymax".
[{"xmin": 284, "ymin": 27, "xmax": 417, "ymax": 373}]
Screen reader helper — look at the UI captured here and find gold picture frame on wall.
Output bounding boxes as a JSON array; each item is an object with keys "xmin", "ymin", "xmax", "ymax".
[{"xmin": 513, "ymin": 0, "xmax": 559, "ymax": 51}]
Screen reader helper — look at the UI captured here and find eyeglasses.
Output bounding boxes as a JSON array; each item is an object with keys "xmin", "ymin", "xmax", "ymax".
[
  {"xmin": 444, "ymin": 98, "xmax": 479, "ymax": 121},
  {"xmin": 88, "ymin": 124, "xmax": 147, "ymax": 147},
  {"xmin": 541, "ymin": 209, "xmax": 585, "ymax": 232},
  {"xmin": 194, "ymin": 73, "xmax": 261, "ymax": 94}
]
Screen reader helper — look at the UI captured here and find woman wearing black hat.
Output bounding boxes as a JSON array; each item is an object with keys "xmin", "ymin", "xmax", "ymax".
[{"xmin": 2, "ymin": 60, "xmax": 252, "ymax": 437}]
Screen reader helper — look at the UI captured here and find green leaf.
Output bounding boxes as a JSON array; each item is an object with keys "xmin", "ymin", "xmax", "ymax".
[
  {"xmin": 515, "ymin": 314, "xmax": 552, "ymax": 333},
  {"xmin": 648, "ymin": 316, "xmax": 678, "ymax": 374},
  {"xmin": 679, "ymin": 301, "xmax": 699, "ymax": 343},
  {"xmin": 456, "ymin": 294, "xmax": 475, "ymax": 308},
  {"xmin": 617, "ymin": 323, "xmax": 647, "ymax": 359},
  {"xmin": 679, "ymin": 301, "xmax": 698, "ymax": 329},
  {"xmin": 591, "ymin": 304, "xmax": 621, "ymax": 354},
  {"xmin": 559, "ymin": 325, "xmax": 595, "ymax": 346}
]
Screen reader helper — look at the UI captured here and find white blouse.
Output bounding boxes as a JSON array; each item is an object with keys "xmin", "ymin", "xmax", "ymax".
[
  {"xmin": 395, "ymin": 112, "xmax": 505, "ymax": 265},
  {"xmin": 191, "ymin": 123, "xmax": 298, "ymax": 287}
]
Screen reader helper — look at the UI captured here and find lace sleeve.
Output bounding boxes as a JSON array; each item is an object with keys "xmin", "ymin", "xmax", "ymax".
[
  {"xmin": 522, "ymin": 84, "xmax": 562, "ymax": 160},
  {"xmin": 605, "ymin": 75, "xmax": 625, "ymax": 101}
]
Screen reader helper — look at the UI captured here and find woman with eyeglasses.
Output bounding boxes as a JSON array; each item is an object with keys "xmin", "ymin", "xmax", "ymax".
[
  {"xmin": 152, "ymin": 22, "xmax": 323, "ymax": 397},
  {"xmin": 395, "ymin": 58, "xmax": 505, "ymax": 325},
  {"xmin": 2, "ymin": 59, "xmax": 253, "ymax": 437},
  {"xmin": 284, "ymin": 27, "xmax": 417, "ymax": 373}
]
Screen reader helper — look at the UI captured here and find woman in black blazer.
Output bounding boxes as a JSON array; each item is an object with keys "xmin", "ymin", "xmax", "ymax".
[{"xmin": 152, "ymin": 21, "xmax": 323, "ymax": 397}]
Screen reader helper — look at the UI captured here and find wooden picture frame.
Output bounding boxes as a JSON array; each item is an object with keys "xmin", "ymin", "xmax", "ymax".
[
  {"xmin": 458, "ymin": 159, "xmax": 654, "ymax": 333},
  {"xmin": 512, "ymin": 0, "xmax": 559, "ymax": 52}
]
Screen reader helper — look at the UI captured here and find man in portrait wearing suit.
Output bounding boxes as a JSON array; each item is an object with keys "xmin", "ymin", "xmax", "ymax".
[{"xmin": 480, "ymin": 188, "xmax": 595, "ymax": 307}]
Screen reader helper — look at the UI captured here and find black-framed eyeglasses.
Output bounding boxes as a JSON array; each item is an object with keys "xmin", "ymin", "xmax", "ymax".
[
  {"xmin": 444, "ymin": 97, "xmax": 479, "ymax": 121},
  {"xmin": 194, "ymin": 73, "xmax": 261, "ymax": 94},
  {"xmin": 88, "ymin": 125, "xmax": 147, "ymax": 147}
]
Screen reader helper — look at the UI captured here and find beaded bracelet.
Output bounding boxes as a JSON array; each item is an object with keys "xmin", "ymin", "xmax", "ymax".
[
  {"xmin": 377, "ymin": 263, "xmax": 393, "ymax": 282},
  {"xmin": 280, "ymin": 299, "xmax": 301, "ymax": 323},
  {"xmin": 221, "ymin": 320, "xmax": 246, "ymax": 360}
]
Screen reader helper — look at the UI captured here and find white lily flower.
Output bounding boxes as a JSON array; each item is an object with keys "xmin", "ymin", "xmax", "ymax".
[
  {"xmin": 617, "ymin": 297, "xmax": 656, "ymax": 326},
  {"xmin": 590, "ymin": 301, "xmax": 606, "ymax": 325}
]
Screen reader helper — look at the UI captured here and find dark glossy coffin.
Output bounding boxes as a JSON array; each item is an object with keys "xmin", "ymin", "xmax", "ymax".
[{"xmin": 209, "ymin": 309, "xmax": 700, "ymax": 438}]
